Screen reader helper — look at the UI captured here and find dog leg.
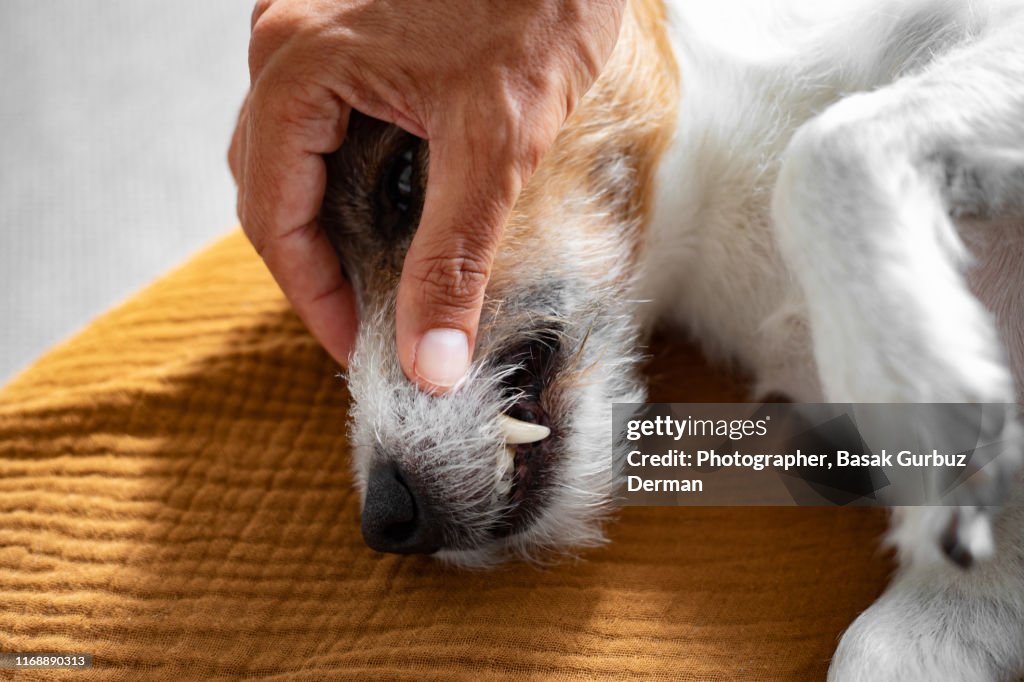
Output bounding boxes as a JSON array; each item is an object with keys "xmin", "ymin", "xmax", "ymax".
[
  {"xmin": 829, "ymin": 496, "xmax": 1024, "ymax": 682},
  {"xmin": 771, "ymin": 21, "xmax": 1024, "ymax": 681}
]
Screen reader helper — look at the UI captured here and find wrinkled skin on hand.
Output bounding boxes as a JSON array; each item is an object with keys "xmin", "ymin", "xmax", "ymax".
[{"xmin": 229, "ymin": 0, "xmax": 626, "ymax": 392}]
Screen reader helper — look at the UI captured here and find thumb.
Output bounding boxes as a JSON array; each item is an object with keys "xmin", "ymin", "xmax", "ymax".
[{"xmin": 395, "ymin": 130, "xmax": 526, "ymax": 393}]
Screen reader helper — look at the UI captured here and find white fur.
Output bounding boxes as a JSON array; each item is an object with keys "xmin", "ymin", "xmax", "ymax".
[{"xmin": 642, "ymin": 0, "xmax": 1024, "ymax": 678}]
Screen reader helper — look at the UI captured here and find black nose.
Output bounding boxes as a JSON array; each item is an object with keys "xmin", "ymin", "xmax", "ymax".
[{"xmin": 361, "ymin": 462, "xmax": 443, "ymax": 554}]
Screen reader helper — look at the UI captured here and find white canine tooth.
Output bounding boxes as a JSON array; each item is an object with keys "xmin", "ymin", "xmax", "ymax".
[
  {"xmin": 498, "ymin": 414, "xmax": 551, "ymax": 444},
  {"xmin": 504, "ymin": 445, "xmax": 516, "ymax": 462}
]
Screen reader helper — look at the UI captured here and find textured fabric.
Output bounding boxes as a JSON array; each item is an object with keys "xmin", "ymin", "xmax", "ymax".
[{"xmin": 0, "ymin": 231, "xmax": 893, "ymax": 680}]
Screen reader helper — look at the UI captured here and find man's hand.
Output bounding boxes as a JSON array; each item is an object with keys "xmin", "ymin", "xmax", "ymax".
[{"xmin": 229, "ymin": 0, "xmax": 625, "ymax": 392}]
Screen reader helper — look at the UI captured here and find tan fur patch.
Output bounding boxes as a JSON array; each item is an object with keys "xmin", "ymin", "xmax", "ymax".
[{"xmin": 498, "ymin": 0, "xmax": 680, "ymax": 276}]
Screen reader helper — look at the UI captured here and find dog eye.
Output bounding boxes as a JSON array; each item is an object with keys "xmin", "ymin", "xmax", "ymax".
[
  {"xmin": 384, "ymin": 145, "xmax": 416, "ymax": 214},
  {"xmin": 374, "ymin": 139, "xmax": 423, "ymax": 241}
]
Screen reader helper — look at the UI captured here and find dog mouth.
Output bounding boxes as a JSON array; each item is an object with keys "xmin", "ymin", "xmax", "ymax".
[
  {"xmin": 491, "ymin": 333, "xmax": 562, "ymax": 536},
  {"xmin": 494, "ymin": 410, "xmax": 555, "ymax": 540}
]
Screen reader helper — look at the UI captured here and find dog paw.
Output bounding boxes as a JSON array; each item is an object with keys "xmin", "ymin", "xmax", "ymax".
[
  {"xmin": 830, "ymin": 588, "xmax": 1013, "ymax": 682},
  {"xmin": 888, "ymin": 407, "xmax": 1023, "ymax": 568}
]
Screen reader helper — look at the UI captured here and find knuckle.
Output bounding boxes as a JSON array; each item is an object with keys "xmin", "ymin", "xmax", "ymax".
[
  {"xmin": 471, "ymin": 91, "xmax": 553, "ymax": 185},
  {"xmin": 250, "ymin": 0, "xmax": 273, "ymax": 30},
  {"xmin": 248, "ymin": 6, "xmax": 301, "ymax": 77},
  {"xmin": 276, "ymin": 80, "xmax": 329, "ymax": 127},
  {"xmin": 518, "ymin": 133, "xmax": 550, "ymax": 178},
  {"xmin": 413, "ymin": 253, "xmax": 491, "ymax": 314}
]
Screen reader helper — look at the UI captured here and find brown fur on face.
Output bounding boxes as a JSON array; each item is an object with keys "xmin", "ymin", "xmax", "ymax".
[{"xmin": 492, "ymin": 0, "xmax": 680, "ymax": 284}]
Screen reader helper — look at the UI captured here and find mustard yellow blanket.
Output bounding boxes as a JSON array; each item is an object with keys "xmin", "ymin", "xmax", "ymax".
[{"xmin": 0, "ymin": 231, "xmax": 891, "ymax": 680}]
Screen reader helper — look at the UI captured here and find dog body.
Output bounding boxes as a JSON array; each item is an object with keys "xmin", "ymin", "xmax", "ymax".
[
  {"xmin": 641, "ymin": 2, "xmax": 1024, "ymax": 678},
  {"xmin": 644, "ymin": 0, "xmax": 1024, "ymax": 402},
  {"xmin": 321, "ymin": 0, "xmax": 1024, "ymax": 678}
]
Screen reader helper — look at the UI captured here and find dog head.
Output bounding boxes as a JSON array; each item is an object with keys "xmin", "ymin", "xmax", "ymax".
[{"xmin": 321, "ymin": 1, "xmax": 678, "ymax": 566}]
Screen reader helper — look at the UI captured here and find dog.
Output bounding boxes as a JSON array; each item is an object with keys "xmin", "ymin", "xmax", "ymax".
[{"xmin": 319, "ymin": 0, "xmax": 1024, "ymax": 678}]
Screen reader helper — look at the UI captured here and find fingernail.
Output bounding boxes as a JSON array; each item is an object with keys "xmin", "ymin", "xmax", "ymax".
[{"xmin": 415, "ymin": 328, "xmax": 470, "ymax": 388}]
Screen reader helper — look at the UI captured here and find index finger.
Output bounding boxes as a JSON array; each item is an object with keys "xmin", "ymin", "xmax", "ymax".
[{"xmin": 240, "ymin": 58, "xmax": 357, "ymax": 366}]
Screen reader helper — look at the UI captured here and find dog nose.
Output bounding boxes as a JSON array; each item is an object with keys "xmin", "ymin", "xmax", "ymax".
[{"xmin": 361, "ymin": 462, "xmax": 443, "ymax": 554}]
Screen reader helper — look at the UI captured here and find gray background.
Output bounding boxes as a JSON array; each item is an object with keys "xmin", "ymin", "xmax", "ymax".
[{"xmin": 0, "ymin": 1, "xmax": 253, "ymax": 386}]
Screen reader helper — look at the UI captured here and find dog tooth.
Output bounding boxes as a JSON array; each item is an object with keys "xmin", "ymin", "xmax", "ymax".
[
  {"xmin": 496, "ymin": 446, "xmax": 515, "ymax": 480},
  {"xmin": 496, "ymin": 476, "xmax": 511, "ymax": 497},
  {"xmin": 498, "ymin": 414, "xmax": 551, "ymax": 444}
]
